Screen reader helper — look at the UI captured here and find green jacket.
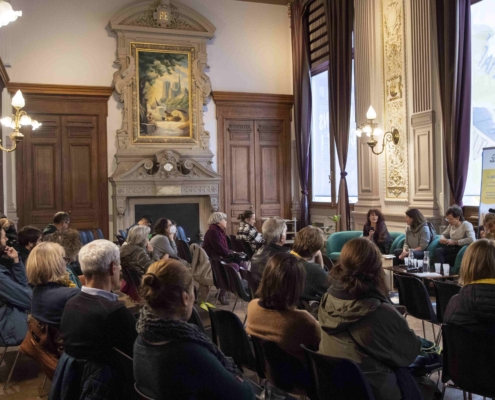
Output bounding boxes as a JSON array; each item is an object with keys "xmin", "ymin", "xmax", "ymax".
[{"xmin": 318, "ymin": 284, "xmax": 420, "ymax": 400}]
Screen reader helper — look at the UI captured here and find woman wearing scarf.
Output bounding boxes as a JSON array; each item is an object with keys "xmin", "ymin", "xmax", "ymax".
[{"xmin": 134, "ymin": 258, "xmax": 255, "ymax": 400}]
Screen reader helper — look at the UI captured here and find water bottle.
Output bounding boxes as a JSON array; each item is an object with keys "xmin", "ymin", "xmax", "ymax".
[
  {"xmin": 408, "ymin": 249, "xmax": 414, "ymax": 268},
  {"xmin": 423, "ymin": 251, "xmax": 430, "ymax": 272}
]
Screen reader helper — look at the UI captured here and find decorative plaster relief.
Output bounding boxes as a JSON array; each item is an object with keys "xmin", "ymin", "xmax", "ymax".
[
  {"xmin": 182, "ymin": 185, "xmax": 219, "ymax": 194},
  {"xmin": 156, "ymin": 186, "xmax": 182, "ymax": 195},
  {"xmin": 382, "ymin": 0, "xmax": 409, "ymax": 199},
  {"xmin": 117, "ymin": 187, "xmax": 154, "ymax": 195}
]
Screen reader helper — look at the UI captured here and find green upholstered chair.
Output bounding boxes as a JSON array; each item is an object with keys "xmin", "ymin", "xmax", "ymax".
[
  {"xmin": 389, "ymin": 232, "xmax": 406, "ymax": 254},
  {"xmin": 326, "ymin": 231, "xmax": 363, "ymax": 261},
  {"xmin": 451, "ymin": 245, "xmax": 469, "ymax": 275}
]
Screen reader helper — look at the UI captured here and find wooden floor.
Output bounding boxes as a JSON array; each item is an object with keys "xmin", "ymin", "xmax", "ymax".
[{"xmin": 0, "ymin": 290, "xmax": 484, "ymax": 399}]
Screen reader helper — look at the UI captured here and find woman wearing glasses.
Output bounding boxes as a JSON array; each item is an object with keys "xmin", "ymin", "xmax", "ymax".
[{"xmin": 435, "ymin": 206, "xmax": 475, "ymax": 268}]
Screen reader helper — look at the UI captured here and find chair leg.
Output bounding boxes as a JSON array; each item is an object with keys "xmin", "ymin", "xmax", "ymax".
[
  {"xmin": 435, "ymin": 325, "xmax": 442, "ymax": 346},
  {"xmin": 0, "ymin": 346, "xmax": 8, "ymax": 368},
  {"xmin": 3, "ymin": 349, "xmax": 20, "ymax": 391},
  {"xmin": 422, "ymin": 320, "xmax": 426, "ymax": 339},
  {"xmin": 214, "ymin": 290, "xmax": 220, "ymax": 306},
  {"xmin": 431, "ymin": 323, "xmax": 436, "ymax": 343},
  {"xmin": 38, "ymin": 375, "xmax": 48, "ymax": 398},
  {"xmin": 232, "ymin": 297, "xmax": 239, "ymax": 313}
]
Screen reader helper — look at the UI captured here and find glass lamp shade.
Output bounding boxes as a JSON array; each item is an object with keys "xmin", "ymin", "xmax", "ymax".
[
  {"xmin": 11, "ymin": 90, "xmax": 25, "ymax": 108},
  {"xmin": 0, "ymin": 1, "xmax": 22, "ymax": 28},
  {"xmin": 0, "ymin": 116, "xmax": 12, "ymax": 127},
  {"xmin": 31, "ymin": 120, "xmax": 42, "ymax": 130},
  {"xmin": 366, "ymin": 105, "xmax": 377, "ymax": 120},
  {"xmin": 363, "ymin": 124, "xmax": 372, "ymax": 133},
  {"xmin": 20, "ymin": 115, "xmax": 32, "ymax": 126},
  {"xmin": 356, "ymin": 128, "xmax": 362, "ymax": 137},
  {"xmin": 373, "ymin": 128, "xmax": 383, "ymax": 136}
]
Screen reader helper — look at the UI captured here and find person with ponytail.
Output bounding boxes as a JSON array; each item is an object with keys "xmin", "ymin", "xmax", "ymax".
[
  {"xmin": 319, "ymin": 237, "xmax": 423, "ymax": 400},
  {"xmin": 236, "ymin": 210, "xmax": 264, "ymax": 251},
  {"xmin": 134, "ymin": 258, "xmax": 255, "ymax": 400}
]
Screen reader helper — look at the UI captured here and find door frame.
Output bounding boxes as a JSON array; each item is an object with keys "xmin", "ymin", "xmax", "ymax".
[
  {"xmin": 8, "ymin": 83, "xmax": 112, "ymax": 238},
  {"xmin": 213, "ymin": 91, "xmax": 294, "ymax": 234}
]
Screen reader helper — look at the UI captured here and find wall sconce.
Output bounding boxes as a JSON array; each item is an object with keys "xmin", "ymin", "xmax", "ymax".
[
  {"xmin": 0, "ymin": 90, "xmax": 41, "ymax": 152},
  {"xmin": 356, "ymin": 105, "xmax": 399, "ymax": 155},
  {"xmin": 0, "ymin": 1, "xmax": 22, "ymax": 28}
]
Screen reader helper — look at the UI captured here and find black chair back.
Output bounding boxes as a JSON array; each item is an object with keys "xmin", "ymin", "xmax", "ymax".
[
  {"xmin": 119, "ymin": 230, "xmax": 127, "ymax": 239},
  {"xmin": 322, "ymin": 254, "xmax": 334, "ymax": 272},
  {"xmin": 395, "ymin": 274, "xmax": 438, "ymax": 322},
  {"xmin": 240, "ymin": 240, "xmax": 255, "ymax": 259},
  {"xmin": 239, "ymin": 268, "xmax": 259, "ymax": 297},
  {"xmin": 301, "ymin": 345, "xmax": 376, "ymax": 400},
  {"xmin": 226, "ymin": 234, "xmax": 233, "ymax": 250},
  {"xmin": 207, "ymin": 309, "xmax": 256, "ymax": 374},
  {"xmin": 96, "ymin": 228, "xmax": 104, "ymax": 239},
  {"xmin": 432, "ymin": 281, "xmax": 461, "ymax": 323},
  {"xmin": 250, "ymin": 336, "xmax": 314, "ymax": 397},
  {"xmin": 229, "ymin": 235, "xmax": 245, "ymax": 253},
  {"xmin": 115, "ymin": 234, "xmax": 125, "ymax": 246},
  {"xmin": 187, "ymin": 306, "xmax": 207, "ymax": 335},
  {"xmin": 223, "ymin": 262, "xmax": 251, "ymax": 303},
  {"xmin": 209, "ymin": 258, "xmax": 232, "ymax": 295},
  {"xmin": 79, "ymin": 231, "xmax": 89, "ymax": 245},
  {"xmin": 442, "ymin": 324, "xmax": 495, "ymax": 397},
  {"xmin": 176, "ymin": 238, "xmax": 192, "ymax": 263}
]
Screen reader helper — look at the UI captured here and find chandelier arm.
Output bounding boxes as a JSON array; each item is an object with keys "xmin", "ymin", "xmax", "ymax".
[{"xmin": 0, "ymin": 141, "xmax": 18, "ymax": 153}]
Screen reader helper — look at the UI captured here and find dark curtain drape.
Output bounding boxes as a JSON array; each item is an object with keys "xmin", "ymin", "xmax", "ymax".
[
  {"xmin": 291, "ymin": 0, "xmax": 312, "ymax": 228},
  {"xmin": 436, "ymin": 0, "xmax": 472, "ymax": 206},
  {"xmin": 323, "ymin": 0, "xmax": 354, "ymax": 230}
]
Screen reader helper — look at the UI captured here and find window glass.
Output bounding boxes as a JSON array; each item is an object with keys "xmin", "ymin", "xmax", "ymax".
[{"xmin": 464, "ymin": 0, "xmax": 495, "ymax": 205}]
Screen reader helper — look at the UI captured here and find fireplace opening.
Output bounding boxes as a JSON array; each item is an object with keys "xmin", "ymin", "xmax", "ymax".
[{"xmin": 135, "ymin": 203, "xmax": 200, "ymax": 243}]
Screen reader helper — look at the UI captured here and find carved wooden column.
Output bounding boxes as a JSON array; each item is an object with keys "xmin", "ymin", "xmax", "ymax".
[
  {"xmin": 408, "ymin": 0, "xmax": 442, "ymax": 229},
  {"xmin": 352, "ymin": 0, "xmax": 383, "ymax": 229}
]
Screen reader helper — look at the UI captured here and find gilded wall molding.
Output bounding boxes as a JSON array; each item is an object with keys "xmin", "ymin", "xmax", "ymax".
[{"xmin": 382, "ymin": 0, "xmax": 409, "ymax": 199}]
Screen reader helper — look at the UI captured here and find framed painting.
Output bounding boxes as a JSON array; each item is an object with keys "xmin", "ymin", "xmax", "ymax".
[{"xmin": 131, "ymin": 42, "xmax": 197, "ymax": 144}]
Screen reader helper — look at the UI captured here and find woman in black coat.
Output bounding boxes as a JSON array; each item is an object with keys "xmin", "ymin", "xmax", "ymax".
[{"xmin": 444, "ymin": 239, "xmax": 495, "ymax": 329}]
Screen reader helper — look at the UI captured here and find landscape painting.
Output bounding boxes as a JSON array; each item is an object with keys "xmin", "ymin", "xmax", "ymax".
[{"xmin": 135, "ymin": 47, "xmax": 192, "ymax": 141}]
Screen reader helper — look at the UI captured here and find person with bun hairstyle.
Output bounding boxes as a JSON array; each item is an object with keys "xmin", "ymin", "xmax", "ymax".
[
  {"xmin": 319, "ymin": 237, "xmax": 426, "ymax": 400},
  {"xmin": 236, "ymin": 210, "xmax": 264, "ymax": 251},
  {"xmin": 363, "ymin": 209, "xmax": 392, "ymax": 254},
  {"xmin": 134, "ymin": 258, "xmax": 255, "ymax": 400}
]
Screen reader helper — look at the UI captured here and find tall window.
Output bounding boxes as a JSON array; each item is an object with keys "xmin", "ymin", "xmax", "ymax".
[
  {"xmin": 310, "ymin": 66, "xmax": 358, "ymax": 205},
  {"xmin": 463, "ymin": 0, "xmax": 495, "ymax": 205}
]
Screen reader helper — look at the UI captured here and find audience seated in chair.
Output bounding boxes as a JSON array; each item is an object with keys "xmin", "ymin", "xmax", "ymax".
[
  {"xmin": 480, "ymin": 213, "xmax": 495, "ymax": 239},
  {"xmin": 43, "ymin": 211, "xmax": 70, "ymax": 238},
  {"xmin": 444, "ymin": 239, "xmax": 495, "ymax": 330},
  {"xmin": 126, "ymin": 214, "xmax": 153, "ymax": 234},
  {"xmin": 0, "ymin": 217, "xmax": 18, "ymax": 247},
  {"xmin": 435, "ymin": 205, "xmax": 476, "ymax": 268},
  {"xmin": 50, "ymin": 240, "xmax": 138, "ymax": 399},
  {"xmin": 363, "ymin": 208, "xmax": 392, "ymax": 254},
  {"xmin": 291, "ymin": 226, "xmax": 328, "ymax": 302},
  {"xmin": 47, "ymin": 228, "xmax": 84, "ymax": 277},
  {"xmin": 15, "ymin": 225, "xmax": 42, "ymax": 264},
  {"xmin": 236, "ymin": 210, "xmax": 264, "ymax": 252},
  {"xmin": 246, "ymin": 252, "xmax": 320, "ymax": 362},
  {"xmin": 394, "ymin": 208, "xmax": 436, "ymax": 265},
  {"xmin": 133, "ymin": 258, "xmax": 255, "ymax": 400},
  {"xmin": 319, "ymin": 237, "xmax": 440, "ymax": 400},
  {"xmin": 203, "ymin": 211, "xmax": 244, "ymax": 305},
  {"xmin": 22, "ymin": 242, "xmax": 79, "ymax": 379},
  {"xmin": 120, "ymin": 225, "xmax": 160, "ymax": 277},
  {"xmin": 0, "ymin": 228, "xmax": 32, "ymax": 347},
  {"xmin": 250, "ymin": 217, "xmax": 289, "ymax": 285},
  {"xmin": 150, "ymin": 217, "xmax": 186, "ymax": 263}
]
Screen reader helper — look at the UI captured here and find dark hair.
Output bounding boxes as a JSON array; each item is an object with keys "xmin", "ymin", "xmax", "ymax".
[
  {"xmin": 330, "ymin": 237, "xmax": 388, "ymax": 298},
  {"xmin": 238, "ymin": 210, "xmax": 254, "ymax": 222},
  {"xmin": 366, "ymin": 209, "xmax": 385, "ymax": 225},
  {"xmin": 293, "ymin": 226, "xmax": 325, "ymax": 258},
  {"xmin": 18, "ymin": 226, "xmax": 42, "ymax": 247},
  {"xmin": 405, "ymin": 208, "xmax": 427, "ymax": 229},
  {"xmin": 139, "ymin": 215, "xmax": 153, "ymax": 225},
  {"xmin": 446, "ymin": 205, "xmax": 465, "ymax": 221},
  {"xmin": 140, "ymin": 259, "xmax": 193, "ymax": 316},
  {"xmin": 257, "ymin": 253, "xmax": 305, "ymax": 310},
  {"xmin": 153, "ymin": 218, "xmax": 172, "ymax": 236},
  {"xmin": 53, "ymin": 212, "xmax": 70, "ymax": 224}
]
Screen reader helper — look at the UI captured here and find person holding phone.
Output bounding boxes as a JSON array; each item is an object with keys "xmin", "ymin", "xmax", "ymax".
[{"xmin": 363, "ymin": 209, "xmax": 392, "ymax": 254}]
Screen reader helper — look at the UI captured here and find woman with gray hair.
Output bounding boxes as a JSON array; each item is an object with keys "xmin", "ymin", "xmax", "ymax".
[
  {"xmin": 120, "ymin": 225, "xmax": 161, "ymax": 278},
  {"xmin": 202, "ymin": 212, "xmax": 242, "ymax": 305}
]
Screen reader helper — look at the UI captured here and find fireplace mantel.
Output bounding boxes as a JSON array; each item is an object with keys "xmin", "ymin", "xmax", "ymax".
[{"xmin": 110, "ymin": 149, "xmax": 221, "ymax": 233}]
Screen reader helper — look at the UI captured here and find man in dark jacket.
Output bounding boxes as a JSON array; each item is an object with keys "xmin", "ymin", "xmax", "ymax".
[
  {"xmin": 43, "ymin": 211, "xmax": 70, "ymax": 237},
  {"xmin": 250, "ymin": 217, "xmax": 289, "ymax": 284}
]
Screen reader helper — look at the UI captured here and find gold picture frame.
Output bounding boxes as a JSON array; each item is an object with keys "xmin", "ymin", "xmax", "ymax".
[{"xmin": 131, "ymin": 42, "xmax": 197, "ymax": 144}]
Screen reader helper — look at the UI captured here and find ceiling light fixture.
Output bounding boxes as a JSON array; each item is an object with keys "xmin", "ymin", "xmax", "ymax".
[{"xmin": 0, "ymin": 0, "xmax": 22, "ymax": 28}]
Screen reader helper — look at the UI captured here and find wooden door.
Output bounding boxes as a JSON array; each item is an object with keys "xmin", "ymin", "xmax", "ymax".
[
  {"xmin": 12, "ymin": 84, "xmax": 112, "ymax": 237},
  {"xmin": 214, "ymin": 92, "xmax": 293, "ymax": 236}
]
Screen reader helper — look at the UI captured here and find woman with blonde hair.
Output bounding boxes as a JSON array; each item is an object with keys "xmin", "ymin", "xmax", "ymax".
[
  {"xmin": 134, "ymin": 258, "xmax": 255, "ymax": 400},
  {"xmin": 319, "ymin": 237, "xmax": 423, "ymax": 400},
  {"xmin": 444, "ymin": 239, "xmax": 495, "ymax": 328}
]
